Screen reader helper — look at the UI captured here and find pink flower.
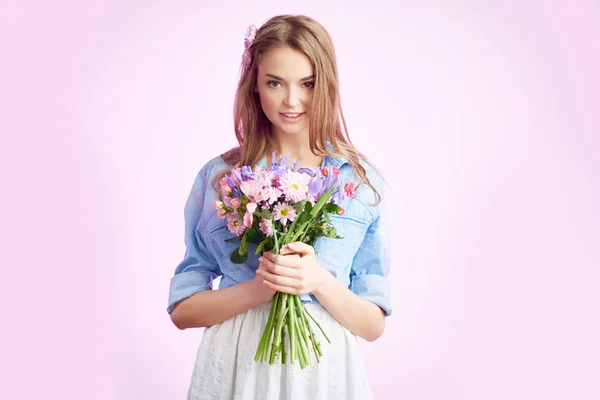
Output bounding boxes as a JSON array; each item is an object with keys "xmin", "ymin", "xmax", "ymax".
[
  {"xmin": 263, "ymin": 186, "xmax": 283, "ymax": 205},
  {"xmin": 278, "ymin": 171, "xmax": 311, "ymax": 203},
  {"xmin": 259, "ymin": 219, "xmax": 274, "ymax": 237},
  {"xmin": 213, "ymin": 200, "xmax": 228, "ymax": 218},
  {"xmin": 240, "ymin": 179, "xmax": 267, "ymax": 202},
  {"xmin": 246, "ymin": 202, "xmax": 257, "ymax": 214},
  {"xmin": 242, "ymin": 202, "xmax": 257, "ymax": 228},
  {"xmin": 321, "ymin": 165, "xmax": 340, "ymax": 177},
  {"xmin": 273, "ymin": 202, "xmax": 297, "ymax": 225},
  {"xmin": 243, "ymin": 211, "xmax": 253, "ymax": 228},
  {"xmin": 230, "ymin": 197, "xmax": 242, "ymax": 209},
  {"xmin": 257, "ymin": 170, "xmax": 275, "ymax": 187},
  {"xmin": 338, "ymin": 207, "xmax": 346, "ymax": 215},
  {"xmin": 219, "ymin": 176, "xmax": 232, "ymax": 194},
  {"xmin": 227, "ymin": 213, "xmax": 246, "ymax": 235},
  {"xmin": 344, "ymin": 181, "xmax": 356, "ymax": 197}
]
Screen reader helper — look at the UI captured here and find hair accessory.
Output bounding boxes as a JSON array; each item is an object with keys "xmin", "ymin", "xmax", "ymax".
[{"xmin": 241, "ymin": 24, "xmax": 257, "ymax": 69}]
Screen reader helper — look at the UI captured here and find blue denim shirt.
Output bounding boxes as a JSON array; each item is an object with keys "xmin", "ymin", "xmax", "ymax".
[{"xmin": 167, "ymin": 153, "xmax": 392, "ymax": 316}]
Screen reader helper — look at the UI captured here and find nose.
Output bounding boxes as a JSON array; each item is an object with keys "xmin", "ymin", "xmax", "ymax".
[{"xmin": 283, "ymin": 87, "xmax": 300, "ymax": 108}]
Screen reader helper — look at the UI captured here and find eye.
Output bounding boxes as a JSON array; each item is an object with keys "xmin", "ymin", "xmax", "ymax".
[
  {"xmin": 267, "ymin": 80, "xmax": 281, "ymax": 88},
  {"xmin": 303, "ymin": 81, "xmax": 315, "ymax": 89}
]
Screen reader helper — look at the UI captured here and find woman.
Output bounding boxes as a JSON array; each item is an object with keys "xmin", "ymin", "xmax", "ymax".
[{"xmin": 167, "ymin": 14, "xmax": 392, "ymax": 400}]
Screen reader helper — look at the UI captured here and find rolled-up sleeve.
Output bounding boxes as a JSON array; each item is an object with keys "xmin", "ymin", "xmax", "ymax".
[
  {"xmin": 349, "ymin": 214, "xmax": 393, "ymax": 316},
  {"xmin": 167, "ymin": 170, "xmax": 222, "ymax": 314}
]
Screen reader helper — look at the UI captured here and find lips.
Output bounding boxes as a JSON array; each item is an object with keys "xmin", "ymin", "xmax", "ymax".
[{"xmin": 279, "ymin": 112, "xmax": 305, "ymax": 123}]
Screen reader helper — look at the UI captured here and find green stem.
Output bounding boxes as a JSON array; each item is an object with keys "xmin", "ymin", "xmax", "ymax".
[
  {"xmin": 290, "ymin": 295, "xmax": 310, "ymax": 368},
  {"xmin": 304, "ymin": 306, "xmax": 331, "ymax": 344},
  {"xmin": 269, "ymin": 294, "xmax": 288, "ymax": 364},
  {"xmin": 291, "ymin": 221, "xmax": 310, "ymax": 242},
  {"xmin": 295, "ymin": 296, "xmax": 320, "ymax": 362},
  {"xmin": 281, "ymin": 326, "xmax": 287, "ymax": 364},
  {"xmin": 274, "ymin": 229, "xmax": 280, "ymax": 264},
  {"xmin": 254, "ymin": 291, "xmax": 279, "ymax": 362},
  {"xmin": 287, "ymin": 294, "xmax": 297, "ymax": 363},
  {"xmin": 263, "ymin": 292, "xmax": 282, "ymax": 362},
  {"xmin": 293, "ymin": 298, "xmax": 312, "ymax": 366}
]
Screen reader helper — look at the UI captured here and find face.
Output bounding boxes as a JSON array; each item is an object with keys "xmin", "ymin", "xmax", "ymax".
[{"xmin": 255, "ymin": 46, "xmax": 315, "ymax": 138}]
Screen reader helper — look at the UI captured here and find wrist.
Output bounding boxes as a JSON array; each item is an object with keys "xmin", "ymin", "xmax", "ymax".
[
  {"xmin": 248, "ymin": 275, "xmax": 275, "ymax": 305},
  {"xmin": 312, "ymin": 267, "xmax": 335, "ymax": 297}
]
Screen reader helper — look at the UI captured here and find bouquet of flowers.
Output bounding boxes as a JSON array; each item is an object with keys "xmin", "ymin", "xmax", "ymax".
[{"xmin": 213, "ymin": 153, "xmax": 357, "ymax": 369}]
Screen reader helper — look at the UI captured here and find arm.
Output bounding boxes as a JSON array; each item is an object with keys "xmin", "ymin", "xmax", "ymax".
[
  {"xmin": 168, "ymin": 168, "xmax": 275, "ymax": 330},
  {"xmin": 170, "ymin": 275, "xmax": 275, "ymax": 330},
  {"xmin": 312, "ymin": 271, "xmax": 386, "ymax": 342}
]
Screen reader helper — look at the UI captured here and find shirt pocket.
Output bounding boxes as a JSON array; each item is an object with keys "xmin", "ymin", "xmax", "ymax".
[
  {"xmin": 204, "ymin": 217, "xmax": 259, "ymax": 275},
  {"xmin": 315, "ymin": 214, "xmax": 369, "ymax": 271}
]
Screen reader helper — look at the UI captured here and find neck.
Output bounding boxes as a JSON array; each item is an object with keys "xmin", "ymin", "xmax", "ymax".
[{"xmin": 267, "ymin": 131, "xmax": 322, "ymax": 170}]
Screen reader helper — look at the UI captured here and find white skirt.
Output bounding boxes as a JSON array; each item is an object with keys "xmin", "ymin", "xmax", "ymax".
[{"xmin": 187, "ymin": 302, "xmax": 374, "ymax": 400}]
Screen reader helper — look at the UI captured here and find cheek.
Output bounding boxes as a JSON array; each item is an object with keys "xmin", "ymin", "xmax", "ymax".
[
  {"xmin": 302, "ymin": 93, "xmax": 313, "ymax": 108},
  {"xmin": 259, "ymin": 91, "xmax": 280, "ymax": 114}
]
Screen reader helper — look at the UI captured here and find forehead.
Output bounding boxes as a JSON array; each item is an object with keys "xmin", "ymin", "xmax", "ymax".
[{"xmin": 257, "ymin": 46, "xmax": 313, "ymax": 79}]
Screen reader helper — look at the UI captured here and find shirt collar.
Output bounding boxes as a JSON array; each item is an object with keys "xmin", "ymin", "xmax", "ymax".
[{"xmin": 256, "ymin": 142, "xmax": 349, "ymax": 169}]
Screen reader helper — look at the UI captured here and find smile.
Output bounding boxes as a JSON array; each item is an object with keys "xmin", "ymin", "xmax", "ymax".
[{"xmin": 280, "ymin": 112, "xmax": 304, "ymax": 118}]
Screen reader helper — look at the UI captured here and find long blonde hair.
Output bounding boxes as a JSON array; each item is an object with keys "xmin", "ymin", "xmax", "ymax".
[{"xmin": 213, "ymin": 14, "xmax": 381, "ymax": 205}]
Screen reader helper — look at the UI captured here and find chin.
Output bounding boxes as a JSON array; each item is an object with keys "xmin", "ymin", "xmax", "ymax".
[{"xmin": 275, "ymin": 124, "xmax": 307, "ymax": 136}]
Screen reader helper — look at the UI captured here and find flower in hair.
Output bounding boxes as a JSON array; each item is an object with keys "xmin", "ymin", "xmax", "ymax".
[{"xmin": 241, "ymin": 24, "xmax": 257, "ymax": 69}]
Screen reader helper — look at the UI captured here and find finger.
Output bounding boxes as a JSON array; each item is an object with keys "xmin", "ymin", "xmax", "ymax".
[
  {"xmin": 278, "ymin": 245, "xmax": 300, "ymax": 256},
  {"xmin": 256, "ymin": 268, "xmax": 302, "ymax": 289},
  {"xmin": 263, "ymin": 250, "xmax": 274, "ymax": 258},
  {"xmin": 262, "ymin": 253, "xmax": 301, "ymax": 269},
  {"xmin": 259, "ymin": 256, "xmax": 301, "ymax": 277},
  {"xmin": 286, "ymin": 242, "xmax": 315, "ymax": 256},
  {"xmin": 261, "ymin": 279, "xmax": 302, "ymax": 296}
]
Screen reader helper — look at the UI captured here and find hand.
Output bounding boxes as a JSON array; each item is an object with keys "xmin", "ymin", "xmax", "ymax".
[
  {"xmin": 256, "ymin": 242, "xmax": 328, "ymax": 296},
  {"xmin": 250, "ymin": 273, "xmax": 277, "ymax": 304}
]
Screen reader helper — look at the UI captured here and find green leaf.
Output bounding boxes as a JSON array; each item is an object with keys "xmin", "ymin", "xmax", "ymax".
[
  {"xmin": 324, "ymin": 203, "xmax": 342, "ymax": 214},
  {"xmin": 324, "ymin": 226, "xmax": 335, "ymax": 236},
  {"xmin": 240, "ymin": 232, "xmax": 251, "ymax": 253},
  {"xmin": 255, "ymin": 209, "xmax": 272, "ymax": 220},
  {"xmin": 310, "ymin": 186, "xmax": 336, "ymax": 218},
  {"xmin": 230, "ymin": 246, "xmax": 248, "ymax": 263},
  {"xmin": 255, "ymin": 239, "xmax": 269, "ymax": 256},
  {"xmin": 293, "ymin": 200, "xmax": 306, "ymax": 212},
  {"xmin": 246, "ymin": 226, "xmax": 263, "ymax": 244}
]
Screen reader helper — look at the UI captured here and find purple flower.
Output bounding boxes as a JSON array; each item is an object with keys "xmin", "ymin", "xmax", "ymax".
[
  {"xmin": 297, "ymin": 168, "xmax": 315, "ymax": 177},
  {"xmin": 322, "ymin": 172, "xmax": 339, "ymax": 195},
  {"xmin": 231, "ymin": 186, "xmax": 241, "ymax": 198},
  {"xmin": 241, "ymin": 166, "xmax": 257, "ymax": 181},
  {"xmin": 226, "ymin": 176, "xmax": 236, "ymax": 189},
  {"xmin": 270, "ymin": 152, "xmax": 292, "ymax": 176},
  {"xmin": 308, "ymin": 175, "xmax": 323, "ymax": 196},
  {"xmin": 332, "ymin": 182, "xmax": 345, "ymax": 205},
  {"xmin": 230, "ymin": 168, "xmax": 243, "ymax": 183}
]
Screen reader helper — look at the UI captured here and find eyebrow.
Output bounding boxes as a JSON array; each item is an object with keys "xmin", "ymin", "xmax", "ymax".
[{"xmin": 265, "ymin": 73, "xmax": 315, "ymax": 82}]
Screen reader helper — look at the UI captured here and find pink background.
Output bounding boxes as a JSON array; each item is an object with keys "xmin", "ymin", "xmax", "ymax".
[{"xmin": 2, "ymin": 1, "xmax": 599, "ymax": 399}]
